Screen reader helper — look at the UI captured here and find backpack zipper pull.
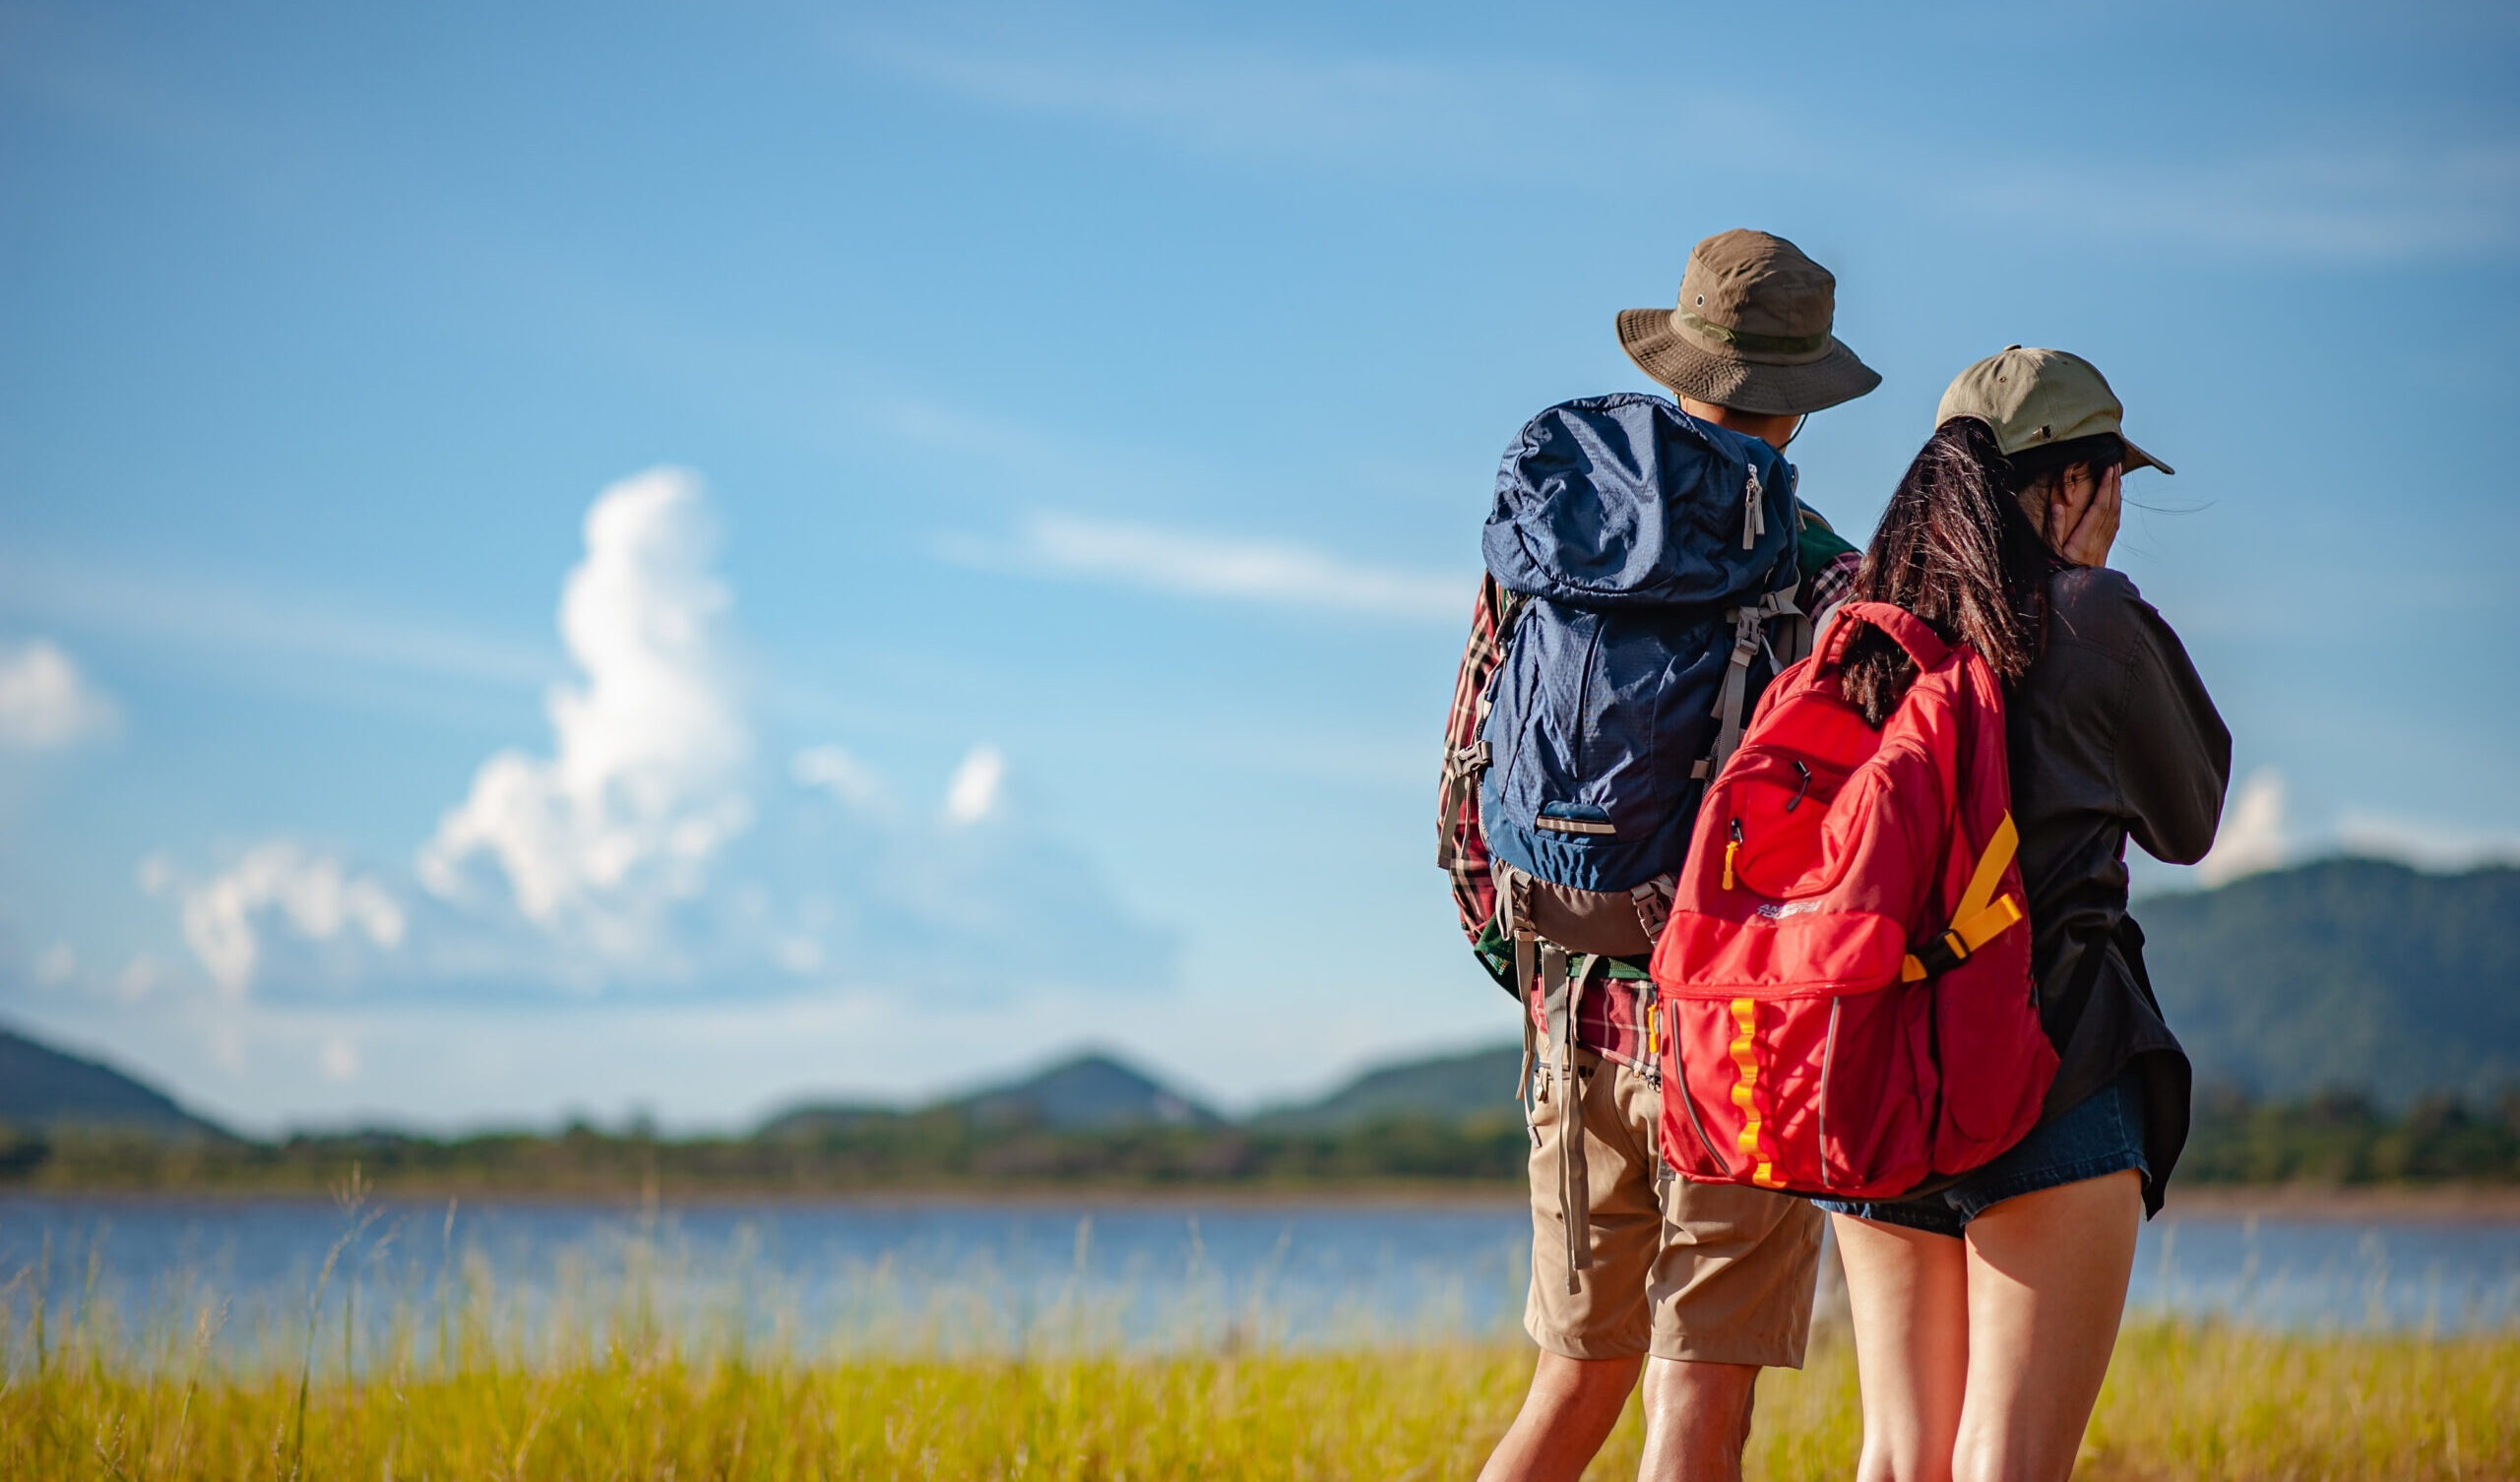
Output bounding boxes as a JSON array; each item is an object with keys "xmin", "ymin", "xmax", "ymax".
[
  {"xmin": 1787, "ymin": 760, "xmax": 1812, "ymax": 812},
  {"xmin": 1723, "ymin": 818, "xmax": 1742, "ymax": 891}
]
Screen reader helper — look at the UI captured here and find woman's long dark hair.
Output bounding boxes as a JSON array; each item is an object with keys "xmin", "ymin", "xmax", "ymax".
[{"xmin": 1840, "ymin": 417, "xmax": 2115, "ymax": 725}]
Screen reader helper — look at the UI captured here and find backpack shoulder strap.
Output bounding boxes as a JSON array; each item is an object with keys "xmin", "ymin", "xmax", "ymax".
[{"xmin": 1693, "ymin": 586, "xmax": 1800, "ymax": 782}]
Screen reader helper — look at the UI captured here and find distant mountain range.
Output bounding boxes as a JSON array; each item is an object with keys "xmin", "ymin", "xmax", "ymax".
[
  {"xmin": 7, "ymin": 858, "xmax": 2515, "ymax": 1146},
  {"xmin": 2139, "ymin": 858, "xmax": 2519, "ymax": 1105},
  {"xmin": 0, "ymin": 1029, "xmax": 228, "ymax": 1139}
]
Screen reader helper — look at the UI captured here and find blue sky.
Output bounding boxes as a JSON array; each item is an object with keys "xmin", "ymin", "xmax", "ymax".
[{"xmin": 2, "ymin": 0, "xmax": 2514, "ymax": 1132}]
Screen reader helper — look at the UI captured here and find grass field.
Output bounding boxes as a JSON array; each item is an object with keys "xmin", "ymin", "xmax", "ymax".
[
  {"xmin": 8, "ymin": 1317, "xmax": 2515, "ymax": 1479},
  {"xmin": 4, "ymin": 1192, "xmax": 2514, "ymax": 1480}
]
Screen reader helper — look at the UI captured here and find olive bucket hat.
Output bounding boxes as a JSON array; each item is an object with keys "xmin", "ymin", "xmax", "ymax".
[
  {"xmin": 1615, "ymin": 228, "xmax": 1881, "ymax": 416},
  {"xmin": 1935, "ymin": 345, "xmax": 2174, "ymax": 474}
]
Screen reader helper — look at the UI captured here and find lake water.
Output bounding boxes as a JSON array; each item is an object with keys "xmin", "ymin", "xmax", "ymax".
[{"xmin": 2, "ymin": 1193, "xmax": 2514, "ymax": 1366}]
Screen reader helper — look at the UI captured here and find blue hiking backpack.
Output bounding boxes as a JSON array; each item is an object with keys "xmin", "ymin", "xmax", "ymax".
[{"xmin": 1443, "ymin": 394, "xmax": 1806, "ymax": 1010}]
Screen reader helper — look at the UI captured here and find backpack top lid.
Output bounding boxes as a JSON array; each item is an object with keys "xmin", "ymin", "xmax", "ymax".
[{"xmin": 1483, "ymin": 394, "xmax": 1798, "ymax": 609}]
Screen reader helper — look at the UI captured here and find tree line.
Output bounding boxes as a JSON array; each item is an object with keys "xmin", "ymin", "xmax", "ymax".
[{"xmin": 3, "ymin": 1086, "xmax": 2515, "ymax": 1194}]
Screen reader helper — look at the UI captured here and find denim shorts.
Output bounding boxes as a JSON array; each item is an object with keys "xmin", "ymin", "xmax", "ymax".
[{"xmin": 1812, "ymin": 1069, "xmax": 2149, "ymax": 1238}]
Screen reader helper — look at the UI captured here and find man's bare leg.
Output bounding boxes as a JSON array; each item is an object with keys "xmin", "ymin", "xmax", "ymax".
[
  {"xmin": 1477, "ymin": 1350, "xmax": 1643, "ymax": 1482},
  {"xmin": 1638, "ymin": 1358, "xmax": 1759, "ymax": 1482}
]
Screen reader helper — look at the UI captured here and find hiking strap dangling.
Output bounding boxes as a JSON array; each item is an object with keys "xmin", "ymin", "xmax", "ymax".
[
  {"xmin": 1694, "ymin": 587, "xmax": 1801, "ymax": 782},
  {"xmin": 1901, "ymin": 813, "xmax": 2028, "ymax": 982},
  {"xmin": 1544, "ymin": 947, "xmax": 1604, "ymax": 1293}
]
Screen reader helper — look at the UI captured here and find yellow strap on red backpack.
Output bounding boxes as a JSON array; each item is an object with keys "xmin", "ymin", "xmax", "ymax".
[{"xmin": 1900, "ymin": 813, "xmax": 2026, "ymax": 983}]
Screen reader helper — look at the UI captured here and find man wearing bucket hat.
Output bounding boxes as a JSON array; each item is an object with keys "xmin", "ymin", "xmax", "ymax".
[
  {"xmin": 1615, "ymin": 227, "xmax": 1881, "ymax": 421},
  {"xmin": 1618, "ymin": 228, "xmax": 1884, "ymax": 642},
  {"xmin": 1451, "ymin": 230, "xmax": 1879, "ymax": 1482}
]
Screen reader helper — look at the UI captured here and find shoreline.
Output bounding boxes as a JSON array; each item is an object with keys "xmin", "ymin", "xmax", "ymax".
[{"xmin": 8, "ymin": 1180, "xmax": 2520, "ymax": 1220}]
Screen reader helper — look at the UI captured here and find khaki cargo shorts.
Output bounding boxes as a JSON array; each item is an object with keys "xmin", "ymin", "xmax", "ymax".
[{"xmin": 1524, "ymin": 1043, "xmax": 1824, "ymax": 1367}]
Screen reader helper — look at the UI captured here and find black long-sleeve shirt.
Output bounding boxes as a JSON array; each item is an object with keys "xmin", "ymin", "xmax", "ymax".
[{"xmin": 2007, "ymin": 565, "xmax": 2233, "ymax": 1213}]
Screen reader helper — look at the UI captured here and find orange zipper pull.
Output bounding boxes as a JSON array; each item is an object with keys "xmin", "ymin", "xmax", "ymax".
[{"xmin": 1723, "ymin": 818, "xmax": 1742, "ymax": 891}]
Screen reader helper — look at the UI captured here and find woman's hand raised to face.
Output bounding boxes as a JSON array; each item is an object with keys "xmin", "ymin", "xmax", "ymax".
[{"xmin": 2048, "ymin": 463, "xmax": 2122, "ymax": 568}]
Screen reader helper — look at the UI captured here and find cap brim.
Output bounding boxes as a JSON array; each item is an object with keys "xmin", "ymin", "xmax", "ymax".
[
  {"xmin": 1615, "ymin": 308, "xmax": 1881, "ymax": 416},
  {"xmin": 2120, "ymin": 435, "xmax": 2174, "ymax": 476}
]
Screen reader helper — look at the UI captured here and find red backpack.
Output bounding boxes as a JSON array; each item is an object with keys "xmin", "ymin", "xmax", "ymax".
[{"xmin": 1650, "ymin": 602, "xmax": 2058, "ymax": 1200}]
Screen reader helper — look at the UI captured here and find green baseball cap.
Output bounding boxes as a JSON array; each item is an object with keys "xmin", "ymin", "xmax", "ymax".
[{"xmin": 1935, "ymin": 345, "xmax": 2174, "ymax": 475}]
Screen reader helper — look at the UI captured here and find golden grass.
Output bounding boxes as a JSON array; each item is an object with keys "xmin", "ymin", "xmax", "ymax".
[
  {"xmin": 4, "ymin": 1188, "xmax": 2512, "ymax": 1480},
  {"xmin": 6, "ymin": 1323, "xmax": 2514, "ymax": 1480}
]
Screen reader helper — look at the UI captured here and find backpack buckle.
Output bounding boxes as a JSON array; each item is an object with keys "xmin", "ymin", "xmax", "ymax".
[{"xmin": 1911, "ymin": 929, "xmax": 1972, "ymax": 979}]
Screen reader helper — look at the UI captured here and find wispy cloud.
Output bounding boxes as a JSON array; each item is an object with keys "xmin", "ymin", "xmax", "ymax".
[
  {"xmin": 849, "ymin": 31, "xmax": 1609, "ymax": 172},
  {"xmin": 1960, "ymin": 142, "xmax": 2520, "ymax": 263},
  {"xmin": 853, "ymin": 24, "xmax": 2516, "ymax": 264},
  {"xmin": 0, "ymin": 549, "xmax": 555, "ymax": 694},
  {"xmin": 2336, "ymin": 810, "xmax": 2520, "ymax": 873},
  {"xmin": 954, "ymin": 511, "xmax": 1470, "ymax": 624},
  {"xmin": 145, "ymin": 843, "xmax": 407, "ymax": 997}
]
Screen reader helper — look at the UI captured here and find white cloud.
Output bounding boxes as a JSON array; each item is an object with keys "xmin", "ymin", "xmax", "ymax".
[
  {"xmin": 418, "ymin": 468, "xmax": 750, "ymax": 956},
  {"xmin": 0, "ymin": 637, "xmax": 118, "ymax": 750},
  {"xmin": 34, "ymin": 944, "xmax": 77, "ymax": 988},
  {"xmin": 791, "ymin": 744, "xmax": 889, "ymax": 812},
  {"xmin": 154, "ymin": 842, "xmax": 407, "ymax": 996},
  {"xmin": 976, "ymin": 511, "xmax": 1469, "ymax": 623},
  {"xmin": 943, "ymin": 745, "xmax": 1005, "ymax": 825},
  {"xmin": 317, "ymin": 1036, "xmax": 360, "ymax": 1083},
  {"xmin": 120, "ymin": 468, "xmax": 1174, "ymax": 1006},
  {"xmin": 2336, "ymin": 810, "xmax": 2520, "ymax": 873},
  {"xmin": 114, "ymin": 954, "xmax": 163, "ymax": 1003},
  {"xmin": 2194, "ymin": 768, "xmax": 2292, "ymax": 886}
]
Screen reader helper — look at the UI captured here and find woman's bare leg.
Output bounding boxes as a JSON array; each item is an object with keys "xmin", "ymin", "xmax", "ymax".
[
  {"xmin": 1830, "ymin": 1213, "xmax": 1971, "ymax": 1482},
  {"xmin": 1950, "ymin": 1171, "xmax": 2142, "ymax": 1482}
]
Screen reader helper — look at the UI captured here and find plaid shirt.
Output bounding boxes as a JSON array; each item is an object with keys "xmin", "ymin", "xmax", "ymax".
[{"xmin": 1443, "ymin": 532, "xmax": 1861, "ymax": 1072}]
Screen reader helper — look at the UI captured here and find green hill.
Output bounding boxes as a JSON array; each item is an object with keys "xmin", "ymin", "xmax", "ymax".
[
  {"xmin": 0, "ymin": 1026, "xmax": 228, "ymax": 1139},
  {"xmin": 1256, "ymin": 1045, "xmax": 1524, "ymax": 1131},
  {"xmin": 760, "ymin": 1051, "xmax": 1221, "ymax": 1141},
  {"xmin": 2136, "ymin": 857, "xmax": 2520, "ymax": 1105}
]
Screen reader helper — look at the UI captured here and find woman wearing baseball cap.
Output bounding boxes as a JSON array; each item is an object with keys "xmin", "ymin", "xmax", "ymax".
[{"xmin": 1818, "ymin": 348, "xmax": 2230, "ymax": 1482}]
